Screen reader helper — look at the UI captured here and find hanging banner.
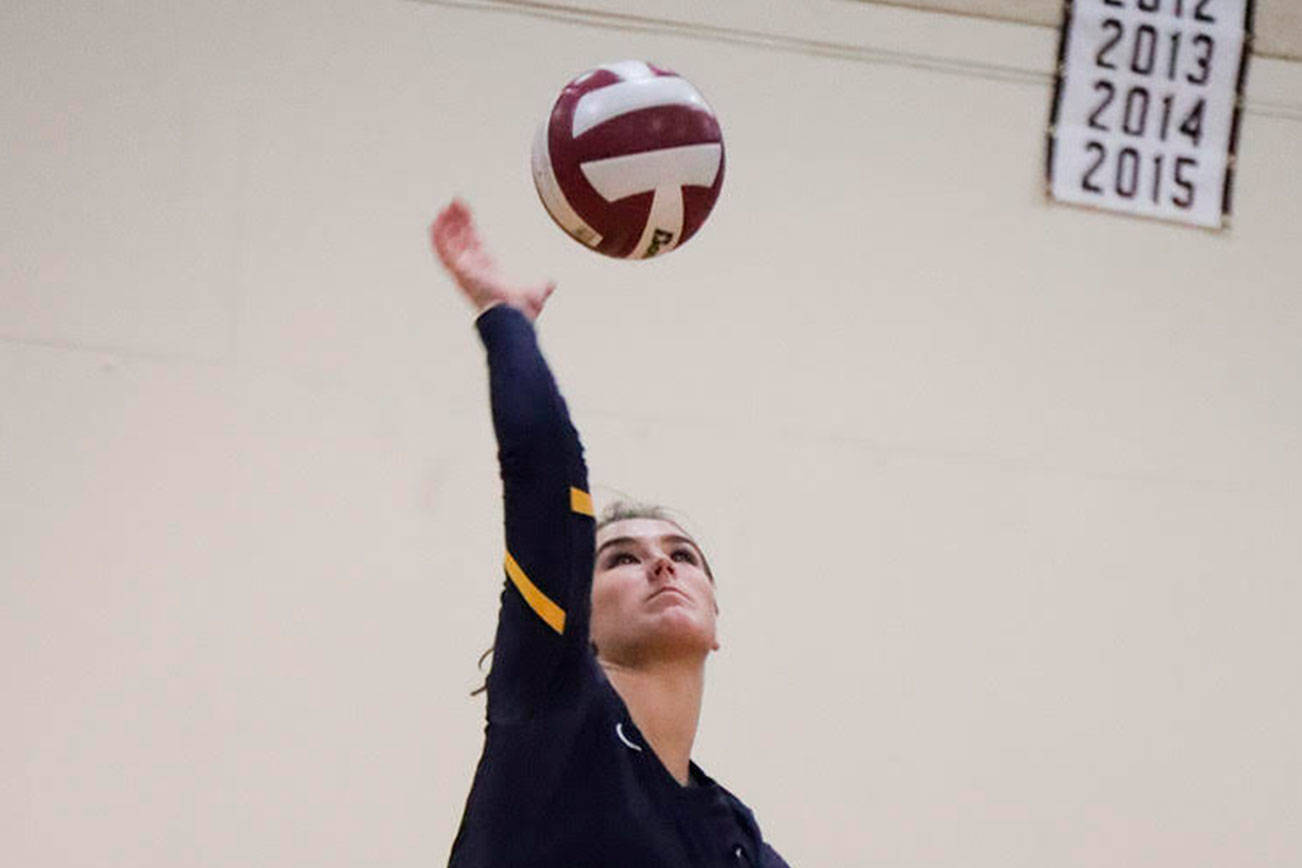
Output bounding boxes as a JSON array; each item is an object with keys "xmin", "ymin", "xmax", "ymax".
[{"xmin": 1047, "ymin": 0, "xmax": 1254, "ymax": 229}]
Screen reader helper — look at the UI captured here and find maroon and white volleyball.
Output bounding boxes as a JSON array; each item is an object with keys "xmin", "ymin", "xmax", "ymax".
[{"xmin": 531, "ymin": 61, "xmax": 725, "ymax": 259}]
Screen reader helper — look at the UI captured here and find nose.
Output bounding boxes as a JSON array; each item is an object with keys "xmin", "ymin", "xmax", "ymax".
[{"xmin": 649, "ymin": 556, "xmax": 676, "ymax": 581}]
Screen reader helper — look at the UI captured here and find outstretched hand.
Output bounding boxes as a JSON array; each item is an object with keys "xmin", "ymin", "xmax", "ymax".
[{"xmin": 430, "ymin": 199, "xmax": 555, "ymax": 321}]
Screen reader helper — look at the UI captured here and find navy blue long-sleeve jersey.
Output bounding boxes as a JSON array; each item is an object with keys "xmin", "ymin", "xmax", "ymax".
[{"xmin": 447, "ymin": 305, "xmax": 790, "ymax": 868}]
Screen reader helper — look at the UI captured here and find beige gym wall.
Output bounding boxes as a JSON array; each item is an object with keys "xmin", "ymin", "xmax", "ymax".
[{"xmin": 3, "ymin": 1, "xmax": 1299, "ymax": 865}]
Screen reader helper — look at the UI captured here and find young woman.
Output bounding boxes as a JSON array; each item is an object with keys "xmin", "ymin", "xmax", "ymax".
[{"xmin": 433, "ymin": 199, "xmax": 790, "ymax": 867}]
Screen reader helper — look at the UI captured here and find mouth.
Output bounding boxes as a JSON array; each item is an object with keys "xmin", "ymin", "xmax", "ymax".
[{"xmin": 648, "ymin": 587, "xmax": 691, "ymax": 603}]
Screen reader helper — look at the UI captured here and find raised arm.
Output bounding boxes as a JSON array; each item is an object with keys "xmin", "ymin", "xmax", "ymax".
[{"xmin": 432, "ymin": 201, "xmax": 596, "ymax": 723}]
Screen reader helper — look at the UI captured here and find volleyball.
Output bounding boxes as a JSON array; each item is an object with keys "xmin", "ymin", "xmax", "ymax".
[{"xmin": 531, "ymin": 61, "xmax": 725, "ymax": 259}]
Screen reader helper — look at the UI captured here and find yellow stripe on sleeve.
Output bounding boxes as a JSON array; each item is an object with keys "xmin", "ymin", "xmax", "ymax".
[
  {"xmin": 570, "ymin": 487, "xmax": 595, "ymax": 517},
  {"xmin": 503, "ymin": 551, "xmax": 566, "ymax": 634}
]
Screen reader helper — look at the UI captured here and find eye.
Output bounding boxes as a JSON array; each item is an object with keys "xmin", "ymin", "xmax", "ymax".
[
  {"xmin": 607, "ymin": 552, "xmax": 638, "ymax": 567},
  {"xmin": 671, "ymin": 548, "xmax": 698, "ymax": 565}
]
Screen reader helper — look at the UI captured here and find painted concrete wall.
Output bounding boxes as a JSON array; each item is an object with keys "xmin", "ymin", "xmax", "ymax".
[{"xmin": 4, "ymin": 1, "xmax": 1300, "ymax": 865}]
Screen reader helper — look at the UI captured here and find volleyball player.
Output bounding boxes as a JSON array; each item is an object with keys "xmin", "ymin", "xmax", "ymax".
[{"xmin": 433, "ymin": 199, "xmax": 790, "ymax": 867}]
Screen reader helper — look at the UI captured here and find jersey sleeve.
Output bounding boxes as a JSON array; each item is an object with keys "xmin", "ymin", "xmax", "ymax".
[{"xmin": 475, "ymin": 304, "xmax": 597, "ymax": 723}]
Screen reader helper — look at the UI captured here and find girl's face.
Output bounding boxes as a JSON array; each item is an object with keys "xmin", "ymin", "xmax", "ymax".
[{"xmin": 590, "ymin": 518, "xmax": 720, "ymax": 666}]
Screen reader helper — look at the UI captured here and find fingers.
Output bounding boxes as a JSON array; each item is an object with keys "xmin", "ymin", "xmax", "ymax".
[
  {"xmin": 430, "ymin": 214, "xmax": 454, "ymax": 268},
  {"xmin": 522, "ymin": 280, "xmax": 557, "ymax": 320},
  {"xmin": 433, "ymin": 199, "xmax": 502, "ymax": 286},
  {"xmin": 430, "ymin": 198, "xmax": 477, "ymax": 268}
]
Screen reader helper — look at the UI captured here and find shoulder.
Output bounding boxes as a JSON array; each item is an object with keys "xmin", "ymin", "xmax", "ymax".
[
  {"xmin": 703, "ymin": 774, "xmax": 791, "ymax": 867},
  {"xmin": 760, "ymin": 841, "xmax": 793, "ymax": 867}
]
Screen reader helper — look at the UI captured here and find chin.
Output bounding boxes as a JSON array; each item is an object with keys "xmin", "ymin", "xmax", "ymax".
[{"xmin": 645, "ymin": 616, "xmax": 716, "ymax": 657}]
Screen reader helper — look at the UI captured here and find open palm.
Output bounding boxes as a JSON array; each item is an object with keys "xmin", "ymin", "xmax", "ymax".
[{"xmin": 431, "ymin": 199, "xmax": 555, "ymax": 320}]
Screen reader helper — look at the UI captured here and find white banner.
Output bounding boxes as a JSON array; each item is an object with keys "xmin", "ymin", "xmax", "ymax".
[{"xmin": 1048, "ymin": 0, "xmax": 1253, "ymax": 229}]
